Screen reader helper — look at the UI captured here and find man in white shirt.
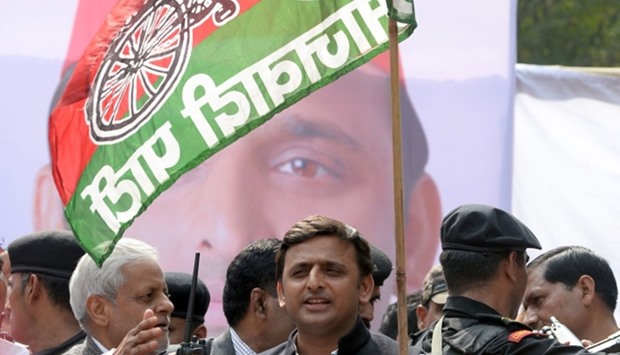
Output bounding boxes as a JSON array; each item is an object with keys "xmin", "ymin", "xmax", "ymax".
[{"xmin": 205, "ymin": 238, "xmax": 294, "ymax": 354}]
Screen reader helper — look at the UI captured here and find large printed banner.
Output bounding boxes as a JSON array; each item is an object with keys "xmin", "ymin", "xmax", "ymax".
[
  {"xmin": 49, "ymin": 0, "xmax": 415, "ymax": 265},
  {"xmin": 513, "ymin": 64, "xmax": 620, "ymax": 319},
  {"xmin": 1, "ymin": 0, "xmax": 515, "ymax": 334}
]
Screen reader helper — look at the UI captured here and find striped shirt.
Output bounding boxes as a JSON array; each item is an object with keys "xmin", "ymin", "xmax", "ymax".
[{"xmin": 230, "ymin": 327, "xmax": 257, "ymax": 355}]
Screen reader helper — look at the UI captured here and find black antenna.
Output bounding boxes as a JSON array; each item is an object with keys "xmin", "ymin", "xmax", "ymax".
[{"xmin": 183, "ymin": 252, "xmax": 200, "ymax": 344}]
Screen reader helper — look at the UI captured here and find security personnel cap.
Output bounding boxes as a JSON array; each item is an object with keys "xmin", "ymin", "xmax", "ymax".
[
  {"xmin": 370, "ymin": 244, "xmax": 393, "ymax": 287},
  {"xmin": 8, "ymin": 230, "xmax": 85, "ymax": 279},
  {"xmin": 441, "ymin": 204, "xmax": 542, "ymax": 252},
  {"xmin": 421, "ymin": 264, "xmax": 448, "ymax": 305},
  {"xmin": 165, "ymin": 272, "xmax": 210, "ymax": 323}
]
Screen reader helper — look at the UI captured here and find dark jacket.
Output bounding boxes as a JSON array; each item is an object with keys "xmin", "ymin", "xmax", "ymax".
[
  {"xmin": 35, "ymin": 330, "xmax": 86, "ymax": 355},
  {"xmin": 411, "ymin": 296, "xmax": 609, "ymax": 354},
  {"xmin": 260, "ymin": 317, "xmax": 412, "ymax": 355},
  {"xmin": 203, "ymin": 329, "xmax": 235, "ymax": 354}
]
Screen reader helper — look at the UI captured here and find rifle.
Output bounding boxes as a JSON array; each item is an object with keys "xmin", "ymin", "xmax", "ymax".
[
  {"xmin": 586, "ymin": 330, "xmax": 620, "ymax": 353},
  {"xmin": 540, "ymin": 316, "xmax": 620, "ymax": 353},
  {"xmin": 540, "ymin": 316, "xmax": 582, "ymax": 347}
]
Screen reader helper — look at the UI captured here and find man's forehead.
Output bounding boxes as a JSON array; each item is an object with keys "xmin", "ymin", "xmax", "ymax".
[
  {"xmin": 120, "ymin": 261, "xmax": 165, "ymax": 281},
  {"xmin": 525, "ymin": 273, "xmax": 566, "ymax": 299},
  {"xmin": 284, "ymin": 117, "xmax": 360, "ymax": 148},
  {"xmin": 526, "ymin": 268, "xmax": 546, "ymax": 287},
  {"xmin": 527, "ymin": 264, "xmax": 547, "ymax": 280},
  {"xmin": 284, "ymin": 237, "xmax": 356, "ymax": 263},
  {"xmin": 119, "ymin": 275, "xmax": 167, "ymax": 296},
  {"xmin": 256, "ymin": 89, "xmax": 391, "ymax": 143}
]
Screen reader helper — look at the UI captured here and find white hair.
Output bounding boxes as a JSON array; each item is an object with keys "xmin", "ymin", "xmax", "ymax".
[{"xmin": 69, "ymin": 238, "xmax": 159, "ymax": 330}]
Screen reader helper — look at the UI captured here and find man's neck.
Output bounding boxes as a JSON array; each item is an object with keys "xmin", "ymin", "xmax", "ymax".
[
  {"xmin": 90, "ymin": 327, "xmax": 116, "ymax": 352},
  {"xmin": 90, "ymin": 336, "xmax": 111, "ymax": 352},
  {"xmin": 233, "ymin": 318, "xmax": 277, "ymax": 353},
  {"xmin": 28, "ymin": 307, "xmax": 83, "ymax": 353},
  {"xmin": 460, "ymin": 283, "xmax": 516, "ymax": 319},
  {"xmin": 580, "ymin": 313, "xmax": 620, "ymax": 343},
  {"xmin": 294, "ymin": 318, "xmax": 356, "ymax": 355}
]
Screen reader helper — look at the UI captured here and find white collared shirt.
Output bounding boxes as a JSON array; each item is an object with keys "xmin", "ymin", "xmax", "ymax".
[
  {"xmin": 291, "ymin": 333, "xmax": 338, "ymax": 355},
  {"xmin": 230, "ymin": 327, "xmax": 257, "ymax": 355},
  {"xmin": 92, "ymin": 337, "xmax": 115, "ymax": 355}
]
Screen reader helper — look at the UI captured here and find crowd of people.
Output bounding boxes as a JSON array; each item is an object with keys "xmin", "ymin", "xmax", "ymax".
[
  {"xmin": 3, "ymin": 44, "xmax": 617, "ymax": 355},
  {"xmin": 1, "ymin": 203, "xmax": 619, "ymax": 354},
  {"xmin": 35, "ymin": 55, "xmax": 442, "ymax": 337}
]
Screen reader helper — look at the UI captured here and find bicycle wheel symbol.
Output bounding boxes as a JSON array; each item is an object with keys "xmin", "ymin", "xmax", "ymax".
[{"xmin": 86, "ymin": 0, "xmax": 190, "ymax": 144}]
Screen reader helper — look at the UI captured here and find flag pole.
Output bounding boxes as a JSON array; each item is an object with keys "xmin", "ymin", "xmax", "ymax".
[{"xmin": 388, "ymin": 17, "xmax": 409, "ymax": 355}]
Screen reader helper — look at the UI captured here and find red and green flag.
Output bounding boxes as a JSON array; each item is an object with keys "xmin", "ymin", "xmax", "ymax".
[{"xmin": 49, "ymin": 0, "xmax": 416, "ymax": 265}]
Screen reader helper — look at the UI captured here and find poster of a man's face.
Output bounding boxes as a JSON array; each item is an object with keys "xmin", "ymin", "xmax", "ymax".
[
  {"xmin": 37, "ymin": 58, "xmax": 442, "ymax": 333},
  {"xmin": 2, "ymin": 0, "xmax": 517, "ymax": 334}
]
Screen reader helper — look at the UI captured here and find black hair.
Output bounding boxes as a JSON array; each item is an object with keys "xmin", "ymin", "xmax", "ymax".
[
  {"xmin": 20, "ymin": 272, "xmax": 72, "ymax": 310},
  {"xmin": 528, "ymin": 245, "xmax": 618, "ymax": 312},
  {"xmin": 378, "ymin": 290, "xmax": 422, "ymax": 340},
  {"xmin": 223, "ymin": 238, "xmax": 281, "ymax": 328},
  {"xmin": 275, "ymin": 215, "xmax": 373, "ymax": 283},
  {"xmin": 439, "ymin": 249, "xmax": 526, "ymax": 295}
]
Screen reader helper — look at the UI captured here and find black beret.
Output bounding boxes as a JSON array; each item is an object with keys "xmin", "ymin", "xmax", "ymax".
[
  {"xmin": 165, "ymin": 272, "xmax": 210, "ymax": 323},
  {"xmin": 8, "ymin": 230, "xmax": 85, "ymax": 279},
  {"xmin": 441, "ymin": 204, "xmax": 542, "ymax": 252},
  {"xmin": 370, "ymin": 244, "xmax": 393, "ymax": 287}
]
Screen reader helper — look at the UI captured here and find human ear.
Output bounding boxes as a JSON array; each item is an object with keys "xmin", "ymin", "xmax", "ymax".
[
  {"xmin": 416, "ymin": 304, "xmax": 429, "ymax": 330},
  {"xmin": 193, "ymin": 324, "xmax": 207, "ymax": 339},
  {"xmin": 21, "ymin": 274, "xmax": 40, "ymax": 304},
  {"xmin": 358, "ymin": 274, "xmax": 375, "ymax": 304},
  {"xmin": 577, "ymin": 275, "xmax": 595, "ymax": 306},
  {"xmin": 277, "ymin": 281, "xmax": 286, "ymax": 308},
  {"xmin": 86, "ymin": 295, "xmax": 111, "ymax": 327},
  {"xmin": 504, "ymin": 251, "xmax": 521, "ymax": 282},
  {"xmin": 250, "ymin": 287, "xmax": 268, "ymax": 318},
  {"xmin": 405, "ymin": 173, "xmax": 442, "ymax": 289},
  {"xmin": 29, "ymin": 275, "xmax": 46, "ymax": 303}
]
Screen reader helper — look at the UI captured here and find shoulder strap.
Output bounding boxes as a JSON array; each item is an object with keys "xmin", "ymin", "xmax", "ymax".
[{"xmin": 431, "ymin": 316, "xmax": 445, "ymax": 355}]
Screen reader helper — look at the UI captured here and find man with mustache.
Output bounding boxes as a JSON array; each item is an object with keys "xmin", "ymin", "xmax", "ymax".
[
  {"xmin": 521, "ymin": 246, "xmax": 620, "ymax": 348},
  {"xmin": 411, "ymin": 204, "xmax": 606, "ymax": 354}
]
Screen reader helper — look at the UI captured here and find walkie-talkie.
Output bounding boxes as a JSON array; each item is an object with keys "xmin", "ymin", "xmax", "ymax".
[{"xmin": 176, "ymin": 252, "xmax": 208, "ymax": 354}]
